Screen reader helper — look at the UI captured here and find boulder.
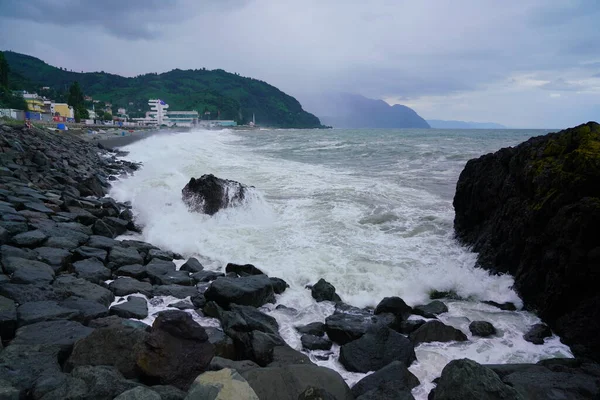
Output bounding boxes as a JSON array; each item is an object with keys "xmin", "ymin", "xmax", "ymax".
[
  {"xmin": 59, "ymin": 297, "xmax": 109, "ymax": 323},
  {"xmin": 182, "ymin": 174, "xmax": 248, "ymax": 215},
  {"xmin": 44, "ymin": 236, "xmax": 79, "ymax": 250},
  {"xmin": 269, "ymin": 277, "xmax": 288, "ymax": 294},
  {"xmin": 191, "ymin": 270, "xmax": 225, "ymax": 283},
  {"xmin": 0, "ymin": 295, "xmax": 17, "ymax": 340},
  {"xmin": 412, "ymin": 300, "xmax": 448, "ymax": 318},
  {"xmin": 410, "ymin": 320, "xmax": 468, "ymax": 345},
  {"xmin": 16, "ymin": 300, "xmax": 82, "ymax": 326},
  {"xmin": 86, "ymin": 235, "xmax": 119, "ymax": 250},
  {"xmin": 180, "ymin": 257, "xmax": 204, "ymax": 273},
  {"xmin": 152, "ymin": 385, "xmax": 187, "ymax": 400},
  {"xmin": 33, "ymin": 246, "xmax": 71, "ymax": 271},
  {"xmin": 11, "ymin": 320, "xmax": 94, "ymax": 353},
  {"xmin": 432, "ymin": 359, "xmax": 524, "ymax": 400},
  {"xmin": 339, "ymin": 326, "xmax": 416, "ymax": 372},
  {"xmin": 146, "ymin": 259, "xmax": 192, "ymax": 286},
  {"xmin": 116, "ymin": 263, "xmax": 147, "ymax": 279},
  {"xmin": 241, "ymin": 364, "xmax": 353, "ymax": 400},
  {"xmin": 109, "ymin": 246, "xmax": 144, "ymax": 267},
  {"xmin": 324, "ymin": 312, "xmax": 376, "ymax": 345},
  {"xmin": 146, "ymin": 248, "xmax": 174, "ymax": 263},
  {"xmin": 109, "ymin": 277, "xmax": 153, "ymax": 297},
  {"xmin": 227, "ymin": 330, "xmax": 286, "ymax": 366},
  {"xmin": 53, "ymin": 275, "xmax": 115, "ymax": 306},
  {"xmin": 469, "ymin": 321, "xmax": 497, "ymax": 337},
  {"xmin": 310, "ymin": 278, "xmax": 341, "ymax": 302},
  {"xmin": 267, "ymin": 345, "xmax": 313, "ymax": 367},
  {"xmin": 374, "ymin": 296, "xmax": 412, "ymax": 319},
  {"xmin": 351, "ymin": 361, "xmax": 420, "ymax": 398},
  {"xmin": 208, "ymin": 357, "xmax": 260, "ymax": 374},
  {"xmin": 205, "ymin": 328, "xmax": 236, "ymax": 359},
  {"xmin": 298, "ymin": 387, "xmax": 338, "ymax": 400},
  {"xmin": 72, "ymin": 258, "xmax": 111, "ymax": 283},
  {"xmin": 225, "ymin": 263, "xmax": 264, "ymax": 276},
  {"xmin": 185, "ymin": 368, "xmax": 259, "ymax": 400},
  {"xmin": 204, "ymin": 275, "xmax": 275, "ymax": 308},
  {"xmin": 0, "ymin": 345, "xmax": 62, "ymax": 392},
  {"xmin": 66, "ymin": 323, "xmax": 148, "ymax": 378},
  {"xmin": 483, "ymin": 300, "xmax": 517, "ymax": 311},
  {"xmin": 453, "ymin": 122, "xmax": 600, "ymax": 361},
  {"xmin": 296, "ymin": 322, "xmax": 325, "ymax": 337},
  {"xmin": 110, "ymin": 296, "xmax": 149, "ymax": 319},
  {"xmin": 73, "ymin": 246, "xmax": 108, "ymax": 262},
  {"xmin": 153, "ymin": 285, "xmax": 198, "ymax": 299},
  {"xmin": 115, "ymin": 387, "xmax": 161, "ymax": 400},
  {"xmin": 395, "ymin": 319, "xmax": 426, "ymax": 335},
  {"xmin": 67, "ymin": 365, "xmax": 140, "ymax": 399},
  {"xmin": 101, "ymin": 217, "xmax": 129, "ymax": 236},
  {"xmin": 136, "ymin": 310, "xmax": 215, "ymax": 390},
  {"xmin": 93, "ymin": 219, "xmax": 117, "ymax": 238},
  {"xmin": 219, "ymin": 304, "xmax": 280, "ymax": 336},
  {"xmin": 301, "ymin": 334, "xmax": 332, "ymax": 351},
  {"xmin": 11, "ymin": 229, "xmax": 48, "ymax": 247},
  {"xmin": 3, "ymin": 257, "xmax": 55, "ymax": 284},
  {"xmin": 355, "ymin": 381, "xmax": 416, "ymax": 400},
  {"xmin": 523, "ymin": 323, "xmax": 552, "ymax": 344},
  {"xmin": 0, "ymin": 283, "xmax": 63, "ymax": 304}
]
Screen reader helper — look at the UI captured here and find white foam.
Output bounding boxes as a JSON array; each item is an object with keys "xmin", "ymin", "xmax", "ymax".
[{"xmin": 109, "ymin": 128, "xmax": 572, "ymax": 400}]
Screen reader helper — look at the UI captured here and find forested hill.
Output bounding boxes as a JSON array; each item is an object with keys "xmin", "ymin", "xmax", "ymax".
[{"xmin": 3, "ymin": 51, "xmax": 323, "ymax": 128}]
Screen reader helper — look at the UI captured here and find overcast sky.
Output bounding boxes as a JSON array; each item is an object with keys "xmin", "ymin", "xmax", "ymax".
[{"xmin": 1, "ymin": 0, "xmax": 599, "ymax": 128}]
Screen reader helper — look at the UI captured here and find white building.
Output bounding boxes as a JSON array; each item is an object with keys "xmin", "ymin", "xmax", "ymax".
[{"xmin": 148, "ymin": 99, "xmax": 169, "ymax": 125}]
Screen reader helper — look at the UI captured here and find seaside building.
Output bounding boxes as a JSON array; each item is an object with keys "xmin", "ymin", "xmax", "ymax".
[
  {"xmin": 198, "ymin": 120, "xmax": 237, "ymax": 128},
  {"xmin": 53, "ymin": 103, "xmax": 74, "ymax": 118},
  {"xmin": 148, "ymin": 99, "xmax": 169, "ymax": 125},
  {"xmin": 22, "ymin": 92, "xmax": 45, "ymax": 113},
  {"xmin": 166, "ymin": 111, "xmax": 199, "ymax": 127}
]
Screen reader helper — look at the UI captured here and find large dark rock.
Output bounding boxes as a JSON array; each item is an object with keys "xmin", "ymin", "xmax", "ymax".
[
  {"xmin": 296, "ymin": 322, "xmax": 325, "ymax": 337},
  {"xmin": 208, "ymin": 356, "xmax": 260, "ymax": 374},
  {"xmin": 324, "ymin": 310, "xmax": 393, "ymax": 345},
  {"xmin": 109, "ymin": 246, "xmax": 144, "ymax": 267},
  {"xmin": 225, "ymin": 263, "xmax": 264, "ymax": 276},
  {"xmin": 241, "ymin": 364, "xmax": 353, "ymax": 400},
  {"xmin": 410, "ymin": 320, "xmax": 468, "ymax": 345},
  {"xmin": 219, "ymin": 304, "xmax": 280, "ymax": 336},
  {"xmin": 374, "ymin": 296, "xmax": 412, "ymax": 319},
  {"xmin": 412, "ymin": 300, "xmax": 448, "ymax": 318},
  {"xmin": 110, "ymin": 296, "xmax": 149, "ymax": 319},
  {"xmin": 11, "ymin": 320, "xmax": 94, "ymax": 353},
  {"xmin": 339, "ymin": 326, "xmax": 416, "ymax": 373},
  {"xmin": 33, "ymin": 246, "xmax": 71, "ymax": 271},
  {"xmin": 351, "ymin": 361, "xmax": 420, "ymax": 398},
  {"xmin": 11, "ymin": 229, "xmax": 48, "ymax": 247},
  {"xmin": 310, "ymin": 278, "xmax": 341, "ymax": 302},
  {"xmin": 146, "ymin": 259, "xmax": 192, "ymax": 286},
  {"xmin": 523, "ymin": 323, "xmax": 552, "ymax": 345},
  {"xmin": 355, "ymin": 382, "xmax": 416, "ymax": 400},
  {"xmin": 182, "ymin": 174, "xmax": 248, "ymax": 215},
  {"xmin": 66, "ymin": 323, "xmax": 148, "ymax": 378},
  {"xmin": 0, "ymin": 295, "xmax": 17, "ymax": 340},
  {"xmin": 469, "ymin": 321, "xmax": 497, "ymax": 337},
  {"xmin": 453, "ymin": 122, "xmax": 600, "ymax": 361},
  {"xmin": 0, "ymin": 345, "xmax": 62, "ymax": 392},
  {"xmin": 432, "ymin": 359, "xmax": 524, "ymax": 400},
  {"xmin": 191, "ymin": 270, "xmax": 225, "ymax": 283},
  {"xmin": 109, "ymin": 277, "xmax": 153, "ymax": 297},
  {"xmin": 301, "ymin": 334, "xmax": 332, "ymax": 351},
  {"xmin": 3, "ymin": 257, "xmax": 55, "ymax": 284},
  {"xmin": 16, "ymin": 300, "xmax": 82, "ymax": 326},
  {"xmin": 0, "ymin": 283, "xmax": 63, "ymax": 304},
  {"xmin": 153, "ymin": 284, "xmax": 198, "ymax": 299},
  {"xmin": 72, "ymin": 258, "xmax": 111, "ymax": 283},
  {"xmin": 116, "ymin": 263, "xmax": 147, "ymax": 279},
  {"xmin": 136, "ymin": 310, "xmax": 215, "ymax": 390},
  {"xmin": 180, "ymin": 257, "xmax": 203, "ymax": 273},
  {"xmin": 204, "ymin": 275, "xmax": 275, "ymax": 308},
  {"xmin": 53, "ymin": 274, "xmax": 115, "ymax": 306},
  {"xmin": 59, "ymin": 297, "xmax": 109, "ymax": 323}
]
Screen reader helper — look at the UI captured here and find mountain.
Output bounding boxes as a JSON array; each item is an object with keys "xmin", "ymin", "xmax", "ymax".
[
  {"xmin": 3, "ymin": 51, "xmax": 323, "ymax": 128},
  {"xmin": 427, "ymin": 120, "xmax": 507, "ymax": 129},
  {"xmin": 299, "ymin": 93, "xmax": 430, "ymax": 129}
]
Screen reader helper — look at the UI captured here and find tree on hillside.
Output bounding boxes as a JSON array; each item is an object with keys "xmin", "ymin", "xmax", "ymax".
[
  {"xmin": 68, "ymin": 81, "xmax": 88, "ymax": 122},
  {"xmin": 0, "ymin": 51, "xmax": 9, "ymax": 88}
]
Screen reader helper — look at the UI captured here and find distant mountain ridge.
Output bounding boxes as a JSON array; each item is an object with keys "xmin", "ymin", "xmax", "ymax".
[
  {"xmin": 427, "ymin": 119, "xmax": 507, "ymax": 129},
  {"xmin": 3, "ymin": 51, "xmax": 323, "ymax": 128},
  {"xmin": 299, "ymin": 93, "xmax": 430, "ymax": 129}
]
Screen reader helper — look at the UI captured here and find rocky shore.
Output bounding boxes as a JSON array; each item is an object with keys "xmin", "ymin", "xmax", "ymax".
[{"xmin": 0, "ymin": 121, "xmax": 599, "ymax": 399}]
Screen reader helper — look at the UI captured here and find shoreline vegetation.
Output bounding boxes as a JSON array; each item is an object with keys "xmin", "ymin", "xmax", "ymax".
[{"xmin": 0, "ymin": 122, "xmax": 599, "ymax": 399}]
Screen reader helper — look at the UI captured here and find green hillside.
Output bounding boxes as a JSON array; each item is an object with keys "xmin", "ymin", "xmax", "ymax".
[{"xmin": 3, "ymin": 51, "xmax": 323, "ymax": 128}]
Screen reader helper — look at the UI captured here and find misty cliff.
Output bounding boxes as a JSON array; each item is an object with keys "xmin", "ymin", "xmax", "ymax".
[{"xmin": 299, "ymin": 93, "xmax": 430, "ymax": 129}]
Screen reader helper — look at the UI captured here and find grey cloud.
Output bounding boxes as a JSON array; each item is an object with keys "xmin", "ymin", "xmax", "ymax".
[{"xmin": 541, "ymin": 78, "xmax": 585, "ymax": 91}]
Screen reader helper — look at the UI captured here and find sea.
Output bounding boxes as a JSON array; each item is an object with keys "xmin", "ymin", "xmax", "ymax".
[{"xmin": 109, "ymin": 127, "xmax": 573, "ymax": 399}]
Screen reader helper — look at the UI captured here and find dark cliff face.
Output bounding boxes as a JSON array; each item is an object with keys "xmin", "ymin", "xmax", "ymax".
[{"xmin": 453, "ymin": 121, "xmax": 600, "ymax": 360}]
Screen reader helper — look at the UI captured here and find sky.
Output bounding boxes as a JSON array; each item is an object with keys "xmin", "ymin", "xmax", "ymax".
[{"xmin": 0, "ymin": 0, "xmax": 599, "ymax": 128}]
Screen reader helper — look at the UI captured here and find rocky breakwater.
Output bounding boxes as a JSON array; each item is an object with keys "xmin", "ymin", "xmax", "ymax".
[{"xmin": 453, "ymin": 122, "xmax": 600, "ymax": 361}]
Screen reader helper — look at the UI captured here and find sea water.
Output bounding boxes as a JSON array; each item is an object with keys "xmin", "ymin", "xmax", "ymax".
[{"xmin": 109, "ymin": 128, "xmax": 573, "ymax": 399}]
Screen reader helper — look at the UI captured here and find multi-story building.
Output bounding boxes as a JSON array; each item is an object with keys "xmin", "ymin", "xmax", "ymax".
[
  {"xmin": 22, "ymin": 92, "xmax": 45, "ymax": 113},
  {"xmin": 53, "ymin": 103, "xmax": 74, "ymax": 118}
]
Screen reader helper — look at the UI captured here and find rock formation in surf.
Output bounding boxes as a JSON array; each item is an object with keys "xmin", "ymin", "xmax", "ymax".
[
  {"xmin": 453, "ymin": 121, "xmax": 600, "ymax": 361},
  {"xmin": 182, "ymin": 174, "xmax": 248, "ymax": 215}
]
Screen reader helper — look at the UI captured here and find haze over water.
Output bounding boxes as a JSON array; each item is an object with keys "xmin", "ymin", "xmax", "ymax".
[{"xmin": 110, "ymin": 128, "xmax": 572, "ymax": 399}]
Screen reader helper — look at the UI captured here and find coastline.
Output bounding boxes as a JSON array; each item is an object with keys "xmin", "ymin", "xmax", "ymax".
[{"xmin": 1, "ymin": 121, "xmax": 599, "ymax": 399}]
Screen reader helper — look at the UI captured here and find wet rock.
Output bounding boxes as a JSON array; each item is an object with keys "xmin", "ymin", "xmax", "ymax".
[
  {"xmin": 208, "ymin": 356, "xmax": 260, "ymax": 374},
  {"xmin": 219, "ymin": 304, "xmax": 280, "ymax": 336},
  {"xmin": 469, "ymin": 321, "xmax": 497, "ymax": 337},
  {"xmin": 11, "ymin": 229, "xmax": 48, "ymax": 247},
  {"xmin": 339, "ymin": 326, "xmax": 416, "ymax": 372},
  {"xmin": 93, "ymin": 218, "xmax": 117, "ymax": 238},
  {"xmin": 152, "ymin": 385, "xmax": 187, "ymax": 400},
  {"xmin": 395, "ymin": 319, "xmax": 426, "ymax": 334},
  {"xmin": 324, "ymin": 312, "xmax": 374, "ymax": 345},
  {"xmin": 169, "ymin": 300, "xmax": 194, "ymax": 310},
  {"xmin": 0, "ymin": 345, "xmax": 62, "ymax": 392},
  {"xmin": 227, "ymin": 330, "xmax": 286, "ymax": 367},
  {"xmin": 351, "ymin": 360, "xmax": 420, "ymax": 398},
  {"xmin": 225, "ymin": 263, "xmax": 265, "ymax": 276},
  {"xmin": 0, "ymin": 283, "xmax": 62, "ymax": 304},
  {"xmin": 523, "ymin": 323, "xmax": 552, "ymax": 345},
  {"xmin": 66, "ymin": 323, "xmax": 148, "ymax": 378},
  {"xmin": 109, "ymin": 277, "xmax": 153, "ymax": 298},
  {"xmin": 412, "ymin": 300, "xmax": 448, "ymax": 318},
  {"xmin": 146, "ymin": 259, "xmax": 192, "ymax": 286},
  {"xmin": 44, "ymin": 236, "xmax": 79, "ymax": 250},
  {"xmin": 374, "ymin": 296, "xmax": 412, "ymax": 319},
  {"xmin": 191, "ymin": 270, "xmax": 225, "ymax": 283},
  {"xmin": 153, "ymin": 285, "xmax": 198, "ymax": 299},
  {"xmin": 116, "ymin": 263, "xmax": 147, "ymax": 279},
  {"xmin": 296, "ymin": 322, "xmax": 326, "ymax": 337},
  {"xmin": 301, "ymin": 334, "xmax": 332, "ymax": 351},
  {"xmin": 86, "ymin": 235, "xmax": 119, "ymax": 250},
  {"xmin": 241, "ymin": 364, "xmax": 353, "ymax": 400},
  {"xmin": 115, "ymin": 386, "xmax": 161, "ymax": 400},
  {"xmin": 136, "ymin": 310, "xmax": 215, "ymax": 390},
  {"xmin": 53, "ymin": 275, "xmax": 115, "ymax": 306},
  {"xmin": 11, "ymin": 320, "xmax": 94, "ymax": 352},
  {"xmin": 0, "ymin": 295, "xmax": 17, "ymax": 340},
  {"xmin": 298, "ymin": 386, "xmax": 338, "ymax": 400},
  {"xmin": 59, "ymin": 297, "xmax": 109, "ymax": 323},
  {"xmin": 205, "ymin": 275, "xmax": 276, "ymax": 308},
  {"xmin": 180, "ymin": 257, "xmax": 204, "ymax": 273},
  {"xmin": 205, "ymin": 327, "xmax": 236, "ymax": 359},
  {"xmin": 355, "ymin": 382, "xmax": 415, "ymax": 400},
  {"xmin": 9, "ymin": 260, "xmax": 55, "ymax": 285},
  {"xmin": 109, "ymin": 246, "xmax": 144, "ymax": 268},
  {"xmin": 33, "ymin": 246, "xmax": 71, "ymax": 271},
  {"xmin": 73, "ymin": 246, "xmax": 107, "ymax": 262},
  {"xmin": 1, "ymin": 245, "xmax": 36, "ymax": 262},
  {"xmin": 191, "ymin": 294, "xmax": 206, "ymax": 308},
  {"xmin": 0, "ymin": 226, "xmax": 9, "ymax": 245},
  {"xmin": 110, "ymin": 296, "xmax": 149, "ymax": 319},
  {"xmin": 268, "ymin": 345, "xmax": 313, "ymax": 367},
  {"xmin": 310, "ymin": 278, "xmax": 341, "ymax": 302},
  {"xmin": 16, "ymin": 300, "xmax": 82, "ymax": 326},
  {"xmin": 483, "ymin": 300, "xmax": 517, "ymax": 311},
  {"xmin": 410, "ymin": 320, "xmax": 468, "ymax": 345},
  {"xmin": 185, "ymin": 368, "xmax": 259, "ymax": 400},
  {"xmin": 88, "ymin": 315, "xmax": 148, "ymax": 330},
  {"xmin": 270, "ymin": 277, "xmax": 288, "ymax": 294},
  {"xmin": 182, "ymin": 174, "xmax": 248, "ymax": 215},
  {"xmin": 146, "ymin": 248, "xmax": 174, "ymax": 262},
  {"xmin": 72, "ymin": 258, "xmax": 111, "ymax": 283},
  {"xmin": 432, "ymin": 359, "xmax": 523, "ymax": 400},
  {"xmin": 68, "ymin": 365, "xmax": 140, "ymax": 399}
]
